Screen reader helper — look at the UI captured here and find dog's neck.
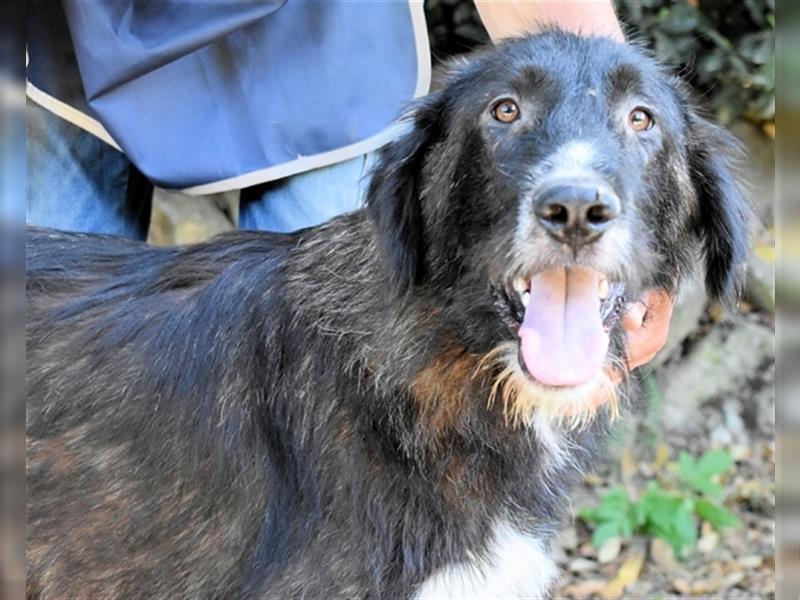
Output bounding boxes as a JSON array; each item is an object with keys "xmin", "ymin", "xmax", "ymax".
[{"xmin": 281, "ymin": 210, "xmax": 605, "ymax": 517}]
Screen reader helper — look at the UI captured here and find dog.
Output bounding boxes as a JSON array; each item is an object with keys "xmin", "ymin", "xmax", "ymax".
[{"xmin": 27, "ymin": 30, "xmax": 748, "ymax": 599}]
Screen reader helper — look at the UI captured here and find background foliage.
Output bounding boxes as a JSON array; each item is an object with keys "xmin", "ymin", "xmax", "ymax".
[
  {"xmin": 579, "ymin": 449, "xmax": 740, "ymax": 558},
  {"xmin": 424, "ymin": 0, "xmax": 775, "ymax": 128}
]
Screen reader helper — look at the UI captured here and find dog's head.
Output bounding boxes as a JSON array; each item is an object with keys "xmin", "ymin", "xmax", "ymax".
[{"xmin": 367, "ymin": 31, "xmax": 749, "ymax": 425}]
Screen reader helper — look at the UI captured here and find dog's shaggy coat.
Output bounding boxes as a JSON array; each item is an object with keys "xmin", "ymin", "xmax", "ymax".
[{"xmin": 27, "ymin": 32, "xmax": 748, "ymax": 599}]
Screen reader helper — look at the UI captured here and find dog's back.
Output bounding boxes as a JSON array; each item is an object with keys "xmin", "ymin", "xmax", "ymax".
[
  {"xmin": 27, "ymin": 219, "xmax": 468, "ymax": 600},
  {"xmin": 27, "ymin": 228, "xmax": 294, "ymax": 599}
]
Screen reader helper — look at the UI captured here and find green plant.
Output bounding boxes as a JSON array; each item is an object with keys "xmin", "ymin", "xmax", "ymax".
[
  {"xmin": 616, "ymin": 0, "xmax": 774, "ymax": 126},
  {"xmin": 579, "ymin": 448, "xmax": 740, "ymax": 557}
]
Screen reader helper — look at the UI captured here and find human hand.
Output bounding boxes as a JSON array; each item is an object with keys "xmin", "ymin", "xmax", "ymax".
[
  {"xmin": 582, "ymin": 289, "xmax": 674, "ymax": 413},
  {"xmin": 618, "ymin": 289, "xmax": 674, "ymax": 374},
  {"xmin": 475, "ymin": 1, "xmax": 625, "ymax": 43}
]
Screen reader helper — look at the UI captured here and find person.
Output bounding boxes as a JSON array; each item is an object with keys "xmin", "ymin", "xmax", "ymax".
[{"xmin": 25, "ymin": 1, "xmax": 672, "ymax": 393}]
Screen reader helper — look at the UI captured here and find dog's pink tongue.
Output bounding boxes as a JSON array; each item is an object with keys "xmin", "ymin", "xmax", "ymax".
[{"xmin": 518, "ymin": 267, "xmax": 608, "ymax": 387}]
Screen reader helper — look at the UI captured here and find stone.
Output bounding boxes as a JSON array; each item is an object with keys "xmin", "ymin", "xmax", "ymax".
[
  {"xmin": 558, "ymin": 526, "xmax": 579, "ymax": 551},
  {"xmin": 698, "ymin": 528, "xmax": 720, "ymax": 554},
  {"xmin": 730, "ymin": 120, "xmax": 774, "ymax": 226},
  {"xmin": 597, "ymin": 536, "xmax": 621, "ymax": 564},
  {"xmin": 649, "ymin": 277, "xmax": 707, "ymax": 369},
  {"xmin": 148, "ymin": 188, "xmax": 234, "ymax": 246},
  {"xmin": 654, "ymin": 318, "xmax": 773, "ymax": 431},
  {"xmin": 649, "ymin": 537, "xmax": 678, "ymax": 568},
  {"xmin": 567, "ymin": 557, "xmax": 598, "ymax": 573},
  {"xmin": 746, "ymin": 245, "xmax": 775, "ymax": 315}
]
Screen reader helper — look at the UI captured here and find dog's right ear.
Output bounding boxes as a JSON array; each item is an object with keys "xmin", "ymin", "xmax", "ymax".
[
  {"xmin": 686, "ymin": 113, "xmax": 751, "ymax": 306},
  {"xmin": 366, "ymin": 94, "xmax": 444, "ymax": 293}
]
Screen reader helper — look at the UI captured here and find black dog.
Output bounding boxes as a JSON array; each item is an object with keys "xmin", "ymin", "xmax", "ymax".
[{"xmin": 27, "ymin": 31, "xmax": 748, "ymax": 599}]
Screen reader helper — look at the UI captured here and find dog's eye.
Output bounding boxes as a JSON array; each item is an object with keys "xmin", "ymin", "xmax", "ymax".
[
  {"xmin": 628, "ymin": 108, "xmax": 654, "ymax": 132},
  {"xmin": 492, "ymin": 99, "xmax": 520, "ymax": 123}
]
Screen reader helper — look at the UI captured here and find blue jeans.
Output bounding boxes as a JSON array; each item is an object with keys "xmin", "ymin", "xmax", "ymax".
[
  {"xmin": 27, "ymin": 101, "xmax": 150, "ymax": 238},
  {"xmin": 238, "ymin": 153, "xmax": 376, "ymax": 232},
  {"xmin": 27, "ymin": 101, "xmax": 376, "ymax": 238}
]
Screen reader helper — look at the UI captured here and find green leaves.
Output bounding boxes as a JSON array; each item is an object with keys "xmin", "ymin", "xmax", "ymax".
[
  {"xmin": 580, "ymin": 449, "xmax": 740, "ymax": 560},
  {"xmin": 678, "ymin": 449, "xmax": 733, "ymax": 497},
  {"xmin": 580, "ymin": 488, "xmax": 636, "ymax": 547},
  {"xmin": 616, "ymin": 0, "xmax": 775, "ymax": 125},
  {"xmin": 637, "ymin": 485, "xmax": 697, "ymax": 556},
  {"xmin": 658, "ymin": 3, "xmax": 700, "ymax": 35},
  {"xmin": 695, "ymin": 498, "xmax": 741, "ymax": 529}
]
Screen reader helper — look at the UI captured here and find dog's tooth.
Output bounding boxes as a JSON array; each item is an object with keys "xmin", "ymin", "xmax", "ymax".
[
  {"xmin": 513, "ymin": 277, "xmax": 527, "ymax": 294},
  {"xmin": 521, "ymin": 291, "xmax": 530, "ymax": 308},
  {"xmin": 598, "ymin": 277, "xmax": 609, "ymax": 300}
]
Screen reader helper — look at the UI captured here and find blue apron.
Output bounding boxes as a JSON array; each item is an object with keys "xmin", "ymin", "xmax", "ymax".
[{"xmin": 26, "ymin": 1, "xmax": 430, "ymax": 192}]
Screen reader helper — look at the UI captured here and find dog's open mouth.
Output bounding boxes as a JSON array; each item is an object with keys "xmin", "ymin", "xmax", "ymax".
[{"xmin": 496, "ymin": 267, "xmax": 626, "ymax": 388}]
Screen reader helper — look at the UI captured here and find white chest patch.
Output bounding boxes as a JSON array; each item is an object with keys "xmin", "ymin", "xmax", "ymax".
[{"xmin": 414, "ymin": 520, "xmax": 559, "ymax": 599}]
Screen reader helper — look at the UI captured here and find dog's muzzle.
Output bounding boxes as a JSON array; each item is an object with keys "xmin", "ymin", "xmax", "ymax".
[{"xmin": 504, "ymin": 178, "xmax": 625, "ymax": 388}]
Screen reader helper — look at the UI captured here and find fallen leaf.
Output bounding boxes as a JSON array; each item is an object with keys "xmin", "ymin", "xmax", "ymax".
[
  {"xmin": 583, "ymin": 474, "xmax": 603, "ymax": 487},
  {"xmin": 723, "ymin": 572, "xmax": 746, "ymax": 588},
  {"xmin": 597, "ymin": 537, "xmax": 621, "ymax": 564},
  {"xmin": 672, "ymin": 578, "xmax": 691, "ymax": 595},
  {"xmin": 654, "ymin": 443, "xmax": 670, "ymax": 472},
  {"xmin": 649, "ymin": 537, "xmax": 677, "ymax": 569},
  {"xmin": 691, "ymin": 577, "xmax": 726, "ymax": 595},
  {"xmin": 559, "ymin": 578, "xmax": 606, "ymax": 599},
  {"xmin": 600, "ymin": 548, "xmax": 645, "ymax": 599},
  {"xmin": 689, "ymin": 571, "xmax": 747, "ymax": 594},
  {"xmin": 755, "ymin": 240, "xmax": 775, "ymax": 262},
  {"xmin": 620, "ymin": 448, "xmax": 636, "ymax": 481}
]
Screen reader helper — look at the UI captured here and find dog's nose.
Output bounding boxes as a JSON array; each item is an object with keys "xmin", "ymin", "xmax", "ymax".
[{"xmin": 534, "ymin": 184, "xmax": 620, "ymax": 249}]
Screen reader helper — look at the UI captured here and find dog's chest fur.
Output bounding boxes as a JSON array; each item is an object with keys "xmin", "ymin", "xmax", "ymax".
[{"xmin": 414, "ymin": 521, "xmax": 558, "ymax": 599}]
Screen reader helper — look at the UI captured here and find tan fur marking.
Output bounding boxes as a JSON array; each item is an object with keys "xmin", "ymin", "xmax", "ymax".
[
  {"xmin": 28, "ymin": 437, "xmax": 80, "ymax": 478},
  {"xmin": 412, "ymin": 340, "xmax": 622, "ymax": 434},
  {"xmin": 410, "ymin": 349, "xmax": 482, "ymax": 434}
]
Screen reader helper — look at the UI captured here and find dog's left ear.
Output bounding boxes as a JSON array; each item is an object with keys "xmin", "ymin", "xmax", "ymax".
[
  {"xmin": 687, "ymin": 114, "xmax": 751, "ymax": 306},
  {"xmin": 366, "ymin": 94, "xmax": 444, "ymax": 293}
]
